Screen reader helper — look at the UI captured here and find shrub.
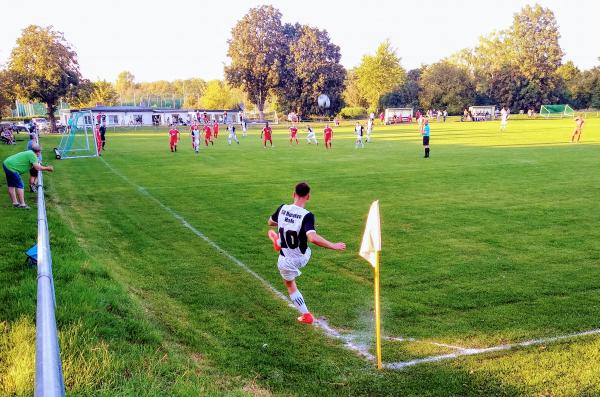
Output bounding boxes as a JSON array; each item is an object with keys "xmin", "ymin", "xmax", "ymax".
[{"xmin": 338, "ymin": 107, "xmax": 367, "ymax": 119}]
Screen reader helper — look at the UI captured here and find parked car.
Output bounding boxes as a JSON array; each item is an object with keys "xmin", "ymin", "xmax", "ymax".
[
  {"xmin": 32, "ymin": 117, "xmax": 49, "ymax": 131},
  {"xmin": 55, "ymin": 122, "xmax": 66, "ymax": 133},
  {"xmin": 0, "ymin": 122, "xmax": 28, "ymax": 133},
  {"xmin": 12, "ymin": 124, "xmax": 30, "ymax": 133}
]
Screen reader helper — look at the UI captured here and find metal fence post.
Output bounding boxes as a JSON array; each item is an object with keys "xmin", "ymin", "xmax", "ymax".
[{"xmin": 34, "ymin": 171, "xmax": 66, "ymax": 397}]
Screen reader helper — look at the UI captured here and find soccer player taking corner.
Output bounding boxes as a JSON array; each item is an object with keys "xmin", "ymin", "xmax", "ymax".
[{"xmin": 267, "ymin": 182, "xmax": 346, "ymax": 324}]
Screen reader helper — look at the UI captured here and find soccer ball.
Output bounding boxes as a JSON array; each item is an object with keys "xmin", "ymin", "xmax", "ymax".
[{"xmin": 317, "ymin": 94, "xmax": 331, "ymax": 109}]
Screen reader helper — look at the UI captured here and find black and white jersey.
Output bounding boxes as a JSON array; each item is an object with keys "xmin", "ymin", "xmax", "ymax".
[{"xmin": 270, "ymin": 204, "xmax": 316, "ymax": 258}]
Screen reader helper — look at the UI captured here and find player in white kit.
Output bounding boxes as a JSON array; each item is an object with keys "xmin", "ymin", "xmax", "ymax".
[
  {"xmin": 227, "ymin": 124, "xmax": 239, "ymax": 145},
  {"xmin": 241, "ymin": 119, "xmax": 248, "ymax": 137},
  {"xmin": 500, "ymin": 107, "xmax": 509, "ymax": 131},
  {"xmin": 366, "ymin": 118, "xmax": 373, "ymax": 142},
  {"xmin": 267, "ymin": 182, "xmax": 346, "ymax": 324},
  {"xmin": 306, "ymin": 126, "xmax": 318, "ymax": 145},
  {"xmin": 191, "ymin": 125, "xmax": 200, "ymax": 154},
  {"xmin": 354, "ymin": 122, "xmax": 364, "ymax": 148}
]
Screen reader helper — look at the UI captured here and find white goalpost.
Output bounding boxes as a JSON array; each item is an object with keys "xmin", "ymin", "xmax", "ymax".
[{"xmin": 54, "ymin": 111, "xmax": 98, "ymax": 159}]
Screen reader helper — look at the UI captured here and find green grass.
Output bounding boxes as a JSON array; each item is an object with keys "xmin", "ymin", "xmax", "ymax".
[{"xmin": 1, "ymin": 117, "xmax": 600, "ymax": 396}]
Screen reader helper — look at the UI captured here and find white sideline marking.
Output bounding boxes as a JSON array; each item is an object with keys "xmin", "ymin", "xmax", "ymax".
[
  {"xmin": 385, "ymin": 328, "xmax": 600, "ymax": 370},
  {"xmin": 101, "ymin": 158, "xmax": 600, "ymax": 370},
  {"xmin": 100, "ymin": 158, "xmax": 375, "ymax": 360}
]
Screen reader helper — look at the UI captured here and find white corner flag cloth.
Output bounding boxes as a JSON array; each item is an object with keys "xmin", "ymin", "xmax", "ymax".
[{"xmin": 359, "ymin": 200, "xmax": 381, "ymax": 268}]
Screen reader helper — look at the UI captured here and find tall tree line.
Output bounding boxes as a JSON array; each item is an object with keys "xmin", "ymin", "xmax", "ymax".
[{"xmin": 345, "ymin": 4, "xmax": 599, "ymax": 114}]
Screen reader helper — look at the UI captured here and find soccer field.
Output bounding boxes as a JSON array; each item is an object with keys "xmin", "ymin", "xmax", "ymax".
[{"xmin": 2, "ymin": 117, "xmax": 600, "ymax": 395}]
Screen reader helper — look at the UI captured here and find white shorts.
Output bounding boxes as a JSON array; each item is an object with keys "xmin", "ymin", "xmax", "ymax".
[
  {"xmin": 193, "ymin": 138, "xmax": 200, "ymax": 145},
  {"xmin": 277, "ymin": 248, "xmax": 311, "ymax": 281}
]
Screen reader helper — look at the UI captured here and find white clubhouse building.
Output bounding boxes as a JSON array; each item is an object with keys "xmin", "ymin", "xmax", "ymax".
[{"xmin": 59, "ymin": 106, "xmax": 241, "ymax": 127}]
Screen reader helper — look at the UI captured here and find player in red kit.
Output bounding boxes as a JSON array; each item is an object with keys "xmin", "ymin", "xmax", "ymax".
[
  {"xmin": 213, "ymin": 120, "xmax": 219, "ymax": 139},
  {"xmin": 324, "ymin": 124, "xmax": 333, "ymax": 150},
  {"xmin": 203, "ymin": 124, "xmax": 213, "ymax": 146},
  {"xmin": 169, "ymin": 126, "xmax": 180, "ymax": 152},
  {"xmin": 95, "ymin": 124, "xmax": 103, "ymax": 156},
  {"xmin": 262, "ymin": 122, "xmax": 273, "ymax": 148},
  {"xmin": 289, "ymin": 125, "xmax": 298, "ymax": 145}
]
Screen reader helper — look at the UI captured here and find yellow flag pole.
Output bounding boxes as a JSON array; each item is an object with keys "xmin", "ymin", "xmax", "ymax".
[{"xmin": 374, "ymin": 251, "xmax": 382, "ymax": 369}]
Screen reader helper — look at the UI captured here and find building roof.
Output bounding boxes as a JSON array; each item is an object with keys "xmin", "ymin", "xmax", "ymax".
[{"xmin": 66, "ymin": 106, "xmax": 240, "ymax": 113}]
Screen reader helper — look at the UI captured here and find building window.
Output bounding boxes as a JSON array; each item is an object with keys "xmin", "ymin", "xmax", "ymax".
[
  {"xmin": 109, "ymin": 115, "xmax": 119, "ymax": 124},
  {"xmin": 134, "ymin": 115, "xmax": 143, "ymax": 124},
  {"xmin": 84, "ymin": 115, "xmax": 92, "ymax": 125}
]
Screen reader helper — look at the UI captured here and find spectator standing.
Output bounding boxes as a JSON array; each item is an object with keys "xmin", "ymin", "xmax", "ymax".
[{"xmin": 3, "ymin": 144, "xmax": 53, "ymax": 208}]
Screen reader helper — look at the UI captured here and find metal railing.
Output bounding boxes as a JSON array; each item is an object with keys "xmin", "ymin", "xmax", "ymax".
[{"xmin": 35, "ymin": 171, "xmax": 66, "ymax": 396}]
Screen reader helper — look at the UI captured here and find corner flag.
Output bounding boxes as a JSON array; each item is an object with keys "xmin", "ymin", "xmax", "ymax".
[
  {"xmin": 359, "ymin": 200, "xmax": 381, "ymax": 268},
  {"xmin": 359, "ymin": 200, "xmax": 383, "ymax": 369}
]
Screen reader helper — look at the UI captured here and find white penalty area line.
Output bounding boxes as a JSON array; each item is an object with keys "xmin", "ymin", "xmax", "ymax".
[
  {"xmin": 100, "ymin": 158, "xmax": 600, "ymax": 370},
  {"xmin": 100, "ymin": 157, "xmax": 376, "ymax": 361}
]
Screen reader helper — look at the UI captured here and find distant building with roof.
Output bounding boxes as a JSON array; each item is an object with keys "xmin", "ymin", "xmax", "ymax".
[{"xmin": 59, "ymin": 106, "xmax": 241, "ymax": 126}]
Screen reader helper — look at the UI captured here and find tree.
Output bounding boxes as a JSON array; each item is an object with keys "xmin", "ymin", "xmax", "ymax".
[
  {"xmin": 0, "ymin": 70, "xmax": 15, "ymax": 120},
  {"xmin": 174, "ymin": 78, "xmax": 207, "ymax": 107},
  {"xmin": 486, "ymin": 66, "xmax": 532, "ymax": 110},
  {"xmin": 200, "ymin": 80, "xmax": 244, "ymax": 110},
  {"xmin": 453, "ymin": 31, "xmax": 514, "ymax": 100},
  {"xmin": 379, "ymin": 68, "xmax": 421, "ymax": 110},
  {"xmin": 511, "ymin": 5, "xmax": 563, "ymax": 80},
  {"xmin": 225, "ymin": 5, "xmax": 287, "ymax": 120},
  {"xmin": 555, "ymin": 61, "xmax": 581, "ymax": 106},
  {"xmin": 116, "ymin": 71, "xmax": 135, "ymax": 97},
  {"xmin": 447, "ymin": 5, "xmax": 565, "ymax": 110},
  {"xmin": 68, "ymin": 79, "xmax": 119, "ymax": 108},
  {"xmin": 419, "ymin": 62, "xmax": 476, "ymax": 114},
  {"xmin": 509, "ymin": 4, "xmax": 564, "ymax": 107},
  {"xmin": 570, "ymin": 67, "xmax": 600, "ymax": 109},
  {"xmin": 343, "ymin": 69, "xmax": 368, "ymax": 108},
  {"xmin": 8, "ymin": 25, "xmax": 80, "ymax": 131},
  {"xmin": 277, "ymin": 25, "xmax": 346, "ymax": 115},
  {"xmin": 355, "ymin": 40, "xmax": 406, "ymax": 112}
]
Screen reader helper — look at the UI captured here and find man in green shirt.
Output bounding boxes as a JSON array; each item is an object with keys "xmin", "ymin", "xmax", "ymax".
[{"xmin": 3, "ymin": 143, "xmax": 54, "ymax": 209}]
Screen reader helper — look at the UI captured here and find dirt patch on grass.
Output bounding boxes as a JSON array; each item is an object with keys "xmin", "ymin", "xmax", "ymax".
[{"xmin": 242, "ymin": 379, "xmax": 273, "ymax": 397}]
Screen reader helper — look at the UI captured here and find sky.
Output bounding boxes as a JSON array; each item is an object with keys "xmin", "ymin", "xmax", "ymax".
[{"xmin": 1, "ymin": 0, "xmax": 598, "ymax": 83}]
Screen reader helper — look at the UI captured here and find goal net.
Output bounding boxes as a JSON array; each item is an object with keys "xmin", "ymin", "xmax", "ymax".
[
  {"xmin": 540, "ymin": 104, "xmax": 574, "ymax": 118},
  {"xmin": 384, "ymin": 108, "xmax": 413, "ymax": 124},
  {"xmin": 469, "ymin": 105, "xmax": 496, "ymax": 121},
  {"xmin": 55, "ymin": 111, "xmax": 98, "ymax": 159}
]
